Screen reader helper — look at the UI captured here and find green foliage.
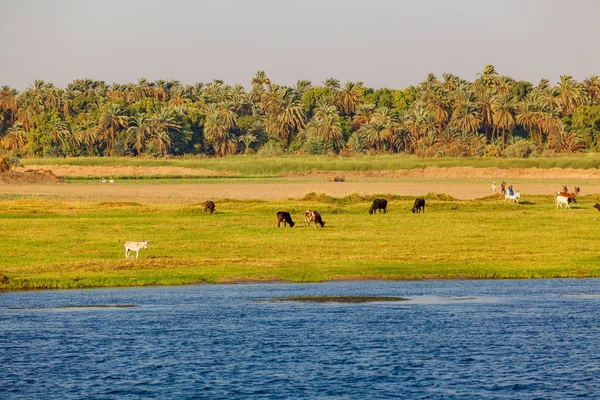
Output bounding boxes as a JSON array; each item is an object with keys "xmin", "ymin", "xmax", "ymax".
[
  {"xmin": 301, "ymin": 87, "xmax": 334, "ymax": 116},
  {"xmin": 0, "ymin": 68, "xmax": 597, "ymax": 158},
  {"xmin": 0, "ymin": 151, "xmax": 22, "ymax": 172},
  {"xmin": 392, "ymin": 86, "xmax": 416, "ymax": 111},
  {"xmin": 503, "ymin": 140, "xmax": 533, "ymax": 158},
  {"xmin": 303, "ymin": 136, "xmax": 333, "ymax": 155},
  {"xmin": 570, "ymin": 105, "xmax": 600, "ymax": 144}
]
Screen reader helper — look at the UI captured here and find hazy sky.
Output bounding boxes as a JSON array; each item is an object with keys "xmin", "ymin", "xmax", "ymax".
[{"xmin": 1, "ymin": 0, "xmax": 599, "ymax": 90}]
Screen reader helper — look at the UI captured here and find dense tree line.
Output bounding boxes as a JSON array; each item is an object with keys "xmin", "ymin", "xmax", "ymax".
[{"xmin": 1, "ymin": 65, "xmax": 599, "ymax": 158}]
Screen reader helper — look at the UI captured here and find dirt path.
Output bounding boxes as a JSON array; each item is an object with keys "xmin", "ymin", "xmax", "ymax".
[
  {"xmin": 4, "ymin": 165, "xmax": 600, "ymax": 203},
  {"xmin": 19, "ymin": 164, "xmax": 600, "ymax": 179},
  {"xmin": 2, "ymin": 181, "xmax": 599, "ymax": 203}
]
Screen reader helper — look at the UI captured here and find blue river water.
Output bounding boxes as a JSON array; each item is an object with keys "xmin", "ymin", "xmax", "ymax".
[{"xmin": 2, "ymin": 279, "xmax": 600, "ymax": 399}]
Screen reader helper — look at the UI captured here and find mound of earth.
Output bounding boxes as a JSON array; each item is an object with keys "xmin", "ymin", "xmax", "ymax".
[{"xmin": 0, "ymin": 169, "xmax": 63, "ymax": 184}]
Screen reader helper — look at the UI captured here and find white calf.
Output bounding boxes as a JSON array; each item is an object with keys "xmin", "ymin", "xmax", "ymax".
[
  {"xmin": 109, "ymin": 178, "xmax": 115, "ymax": 184},
  {"xmin": 101, "ymin": 178, "xmax": 106, "ymax": 183},
  {"xmin": 123, "ymin": 240, "xmax": 149, "ymax": 259},
  {"xmin": 556, "ymin": 195, "xmax": 572, "ymax": 209}
]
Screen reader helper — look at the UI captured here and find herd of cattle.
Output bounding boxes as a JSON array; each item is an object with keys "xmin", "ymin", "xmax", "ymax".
[
  {"xmin": 199, "ymin": 183, "xmax": 596, "ymax": 232},
  {"xmin": 201, "ymin": 197, "xmax": 426, "ymax": 229},
  {"xmin": 123, "ymin": 184, "xmax": 600, "ymax": 258}
]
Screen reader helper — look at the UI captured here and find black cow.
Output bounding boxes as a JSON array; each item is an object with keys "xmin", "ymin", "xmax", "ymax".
[
  {"xmin": 369, "ymin": 198, "xmax": 388, "ymax": 215},
  {"xmin": 277, "ymin": 211, "xmax": 295, "ymax": 227},
  {"xmin": 203, "ymin": 201, "xmax": 215, "ymax": 214},
  {"xmin": 412, "ymin": 198, "xmax": 425, "ymax": 213},
  {"xmin": 594, "ymin": 203, "xmax": 600, "ymax": 212}
]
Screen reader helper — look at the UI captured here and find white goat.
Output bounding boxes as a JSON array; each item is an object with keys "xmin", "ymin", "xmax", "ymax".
[
  {"xmin": 101, "ymin": 178, "xmax": 106, "ymax": 183},
  {"xmin": 109, "ymin": 178, "xmax": 115, "ymax": 184},
  {"xmin": 123, "ymin": 240, "xmax": 149, "ymax": 259}
]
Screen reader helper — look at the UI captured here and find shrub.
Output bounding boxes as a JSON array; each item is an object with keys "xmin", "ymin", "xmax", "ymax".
[
  {"xmin": 257, "ymin": 141, "xmax": 284, "ymax": 156},
  {"xmin": 503, "ymin": 140, "xmax": 533, "ymax": 158},
  {"xmin": 303, "ymin": 137, "xmax": 332, "ymax": 155}
]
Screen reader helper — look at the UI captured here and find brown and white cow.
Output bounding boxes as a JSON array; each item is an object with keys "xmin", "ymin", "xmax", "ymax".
[
  {"xmin": 304, "ymin": 210, "xmax": 325, "ymax": 228},
  {"xmin": 556, "ymin": 192, "xmax": 577, "ymax": 203}
]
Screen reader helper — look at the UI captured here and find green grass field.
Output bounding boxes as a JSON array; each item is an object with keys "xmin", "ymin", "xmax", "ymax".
[
  {"xmin": 21, "ymin": 153, "xmax": 600, "ymax": 174},
  {"xmin": 1, "ymin": 193, "xmax": 599, "ymax": 291}
]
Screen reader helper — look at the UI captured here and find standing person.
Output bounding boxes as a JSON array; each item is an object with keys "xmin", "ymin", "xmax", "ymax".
[
  {"xmin": 508, "ymin": 185, "xmax": 514, "ymax": 196},
  {"xmin": 501, "ymin": 181, "xmax": 506, "ymax": 195},
  {"xmin": 491, "ymin": 182, "xmax": 497, "ymax": 193}
]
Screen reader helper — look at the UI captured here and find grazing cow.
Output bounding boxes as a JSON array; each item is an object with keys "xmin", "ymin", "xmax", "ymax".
[
  {"xmin": 594, "ymin": 203, "xmax": 600, "ymax": 212},
  {"xmin": 490, "ymin": 182, "xmax": 497, "ymax": 193},
  {"xmin": 305, "ymin": 210, "xmax": 325, "ymax": 228},
  {"xmin": 505, "ymin": 192, "xmax": 521, "ymax": 204},
  {"xmin": 412, "ymin": 198, "xmax": 425, "ymax": 213},
  {"xmin": 277, "ymin": 211, "xmax": 295, "ymax": 227},
  {"xmin": 333, "ymin": 176, "xmax": 345, "ymax": 182},
  {"xmin": 556, "ymin": 195, "xmax": 575, "ymax": 209},
  {"xmin": 202, "ymin": 201, "xmax": 215, "ymax": 214},
  {"xmin": 556, "ymin": 192, "xmax": 577, "ymax": 203},
  {"xmin": 123, "ymin": 240, "xmax": 149, "ymax": 259},
  {"xmin": 369, "ymin": 198, "xmax": 388, "ymax": 215}
]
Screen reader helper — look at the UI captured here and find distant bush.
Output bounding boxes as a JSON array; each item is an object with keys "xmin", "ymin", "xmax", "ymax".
[
  {"xmin": 257, "ymin": 141, "xmax": 284, "ymax": 156},
  {"xmin": 503, "ymin": 140, "xmax": 533, "ymax": 158},
  {"xmin": 303, "ymin": 137, "xmax": 332, "ymax": 155}
]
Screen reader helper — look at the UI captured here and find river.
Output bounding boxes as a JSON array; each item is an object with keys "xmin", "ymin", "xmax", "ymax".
[{"xmin": 2, "ymin": 279, "xmax": 600, "ymax": 399}]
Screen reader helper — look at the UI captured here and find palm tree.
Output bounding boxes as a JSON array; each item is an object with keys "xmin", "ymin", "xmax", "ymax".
[
  {"xmin": 359, "ymin": 107, "xmax": 397, "ymax": 152},
  {"xmin": 419, "ymin": 73, "xmax": 439, "ymax": 95},
  {"xmin": 98, "ymin": 103, "xmax": 129, "ymax": 156},
  {"xmin": 423, "ymin": 88, "xmax": 450, "ymax": 134},
  {"xmin": 295, "ymin": 80, "xmax": 312, "ymax": 95},
  {"xmin": 127, "ymin": 113, "xmax": 151, "ymax": 156},
  {"xmin": 16, "ymin": 91, "xmax": 43, "ymax": 131},
  {"xmin": 336, "ymin": 81, "xmax": 363, "ymax": 116},
  {"xmin": 516, "ymin": 92, "xmax": 542, "ymax": 145},
  {"xmin": 492, "ymin": 93, "xmax": 516, "ymax": 150},
  {"xmin": 204, "ymin": 111, "xmax": 237, "ymax": 156},
  {"xmin": 404, "ymin": 102, "xmax": 435, "ymax": 142},
  {"xmin": 263, "ymin": 87, "xmax": 306, "ymax": 145},
  {"xmin": 474, "ymin": 64, "xmax": 499, "ymax": 94},
  {"xmin": 0, "ymin": 86, "xmax": 19, "ymax": 123},
  {"xmin": 557, "ymin": 75, "xmax": 582, "ymax": 116},
  {"xmin": 323, "ymin": 78, "xmax": 340, "ymax": 90},
  {"xmin": 476, "ymin": 89, "xmax": 495, "ymax": 141},
  {"xmin": 75, "ymin": 119, "xmax": 101, "ymax": 155},
  {"xmin": 150, "ymin": 130, "xmax": 173, "ymax": 157},
  {"xmin": 45, "ymin": 118, "xmax": 72, "ymax": 150},
  {"xmin": 305, "ymin": 103, "xmax": 344, "ymax": 150},
  {"xmin": 583, "ymin": 76, "xmax": 600, "ymax": 105},
  {"xmin": 450, "ymin": 91, "xmax": 482, "ymax": 135},
  {"xmin": 238, "ymin": 132, "xmax": 257, "ymax": 154},
  {"xmin": 2, "ymin": 122, "xmax": 27, "ymax": 150},
  {"xmin": 352, "ymin": 103, "xmax": 375, "ymax": 130}
]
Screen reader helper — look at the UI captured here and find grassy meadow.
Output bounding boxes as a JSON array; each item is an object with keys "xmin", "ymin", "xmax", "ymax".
[
  {"xmin": 21, "ymin": 153, "xmax": 600, "ymax": 175},
  {"xmin": 1, "ymin": 193, "xmax": 600, "ymax": 291}
]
